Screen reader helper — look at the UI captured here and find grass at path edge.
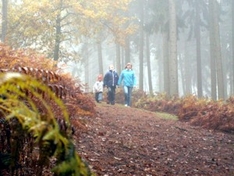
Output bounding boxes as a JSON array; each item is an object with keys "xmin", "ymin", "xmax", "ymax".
[{"xmin": 96, "ymin": 102, "xmax": 178, "ymax": 121}]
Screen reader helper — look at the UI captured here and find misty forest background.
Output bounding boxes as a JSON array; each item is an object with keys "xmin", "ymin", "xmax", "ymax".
[{"xmin": 0, "ymin": 0, "xmax": 233, "ymax": 100}]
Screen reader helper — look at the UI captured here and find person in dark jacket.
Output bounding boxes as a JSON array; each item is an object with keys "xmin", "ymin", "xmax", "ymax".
[{"xmin": 103, "ymin": 64, "xmax": 119, "ymax": 105}]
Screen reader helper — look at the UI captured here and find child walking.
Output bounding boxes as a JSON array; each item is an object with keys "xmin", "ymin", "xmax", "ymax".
[{"xmin": 93, "ymin": 74, "xmax": 104, "ymax": 103}]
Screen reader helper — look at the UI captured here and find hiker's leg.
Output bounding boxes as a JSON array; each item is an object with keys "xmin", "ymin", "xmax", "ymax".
[
  {"xmin": 110, "ymin": 86, "xmax": 115, "ymax": 104},
  {"xmin": 98, "ymin": 92, "xmax": 103, "ymax": 102},
  {"xmin": 127, "ymin": 87, "xmax": 133, "ymax": 106},
  {"xmin": 124, "ymin": 86, "xmax": 128, "ymax": 105},
  {"xmin": 107, "ymin": 87, "xmax": 111, "ymax": 103},
  {"xmin": 95, "ymin": 93, "xmax": 99, "ymax": 102}
]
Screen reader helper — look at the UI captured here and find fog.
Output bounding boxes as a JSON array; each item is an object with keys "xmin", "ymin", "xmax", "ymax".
[{"xmin": 2, "ymin": 0, "xmax": 233, "ymax": 100}]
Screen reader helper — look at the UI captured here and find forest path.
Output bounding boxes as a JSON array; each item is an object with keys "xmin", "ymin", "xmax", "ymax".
[{"xmin": 76, "ymin": 103, "xmax": 234, "ymax": 176}]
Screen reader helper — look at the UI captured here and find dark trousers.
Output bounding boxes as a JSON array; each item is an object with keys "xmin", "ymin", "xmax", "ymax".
[{"xmin": 107, "ymin": 86, "xmax": 116, "ymax": 104}]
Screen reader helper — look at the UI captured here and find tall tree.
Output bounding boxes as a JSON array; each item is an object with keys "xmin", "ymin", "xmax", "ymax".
[
  {"xmin": 53, "ymin": 0, "xmax": 62, "ymax": 61},
  {"xmin": 195, "ymin": 1, "xmax": 203, "ymax": 97},
  {"xmin": 163, "ymin": 32, "xmax": 170, "ymax": 94},
  {"xmin": 181, "ymin": 0, "xmax": 209, "ymax": 97},
  {"xmin": 146, "ymin": 33, "xmax": 153, "ymax": 93},
  {"xmin": 168, "ymin": 0, "xmax": 178, "ymax": 96},
  {"xmin": 144, "ymin": 0, "xmax": 171, "ymax": 94},
  {"xmin": 209, "ymin": 1, "xmax": 217, "ymax": 100},
  {"xmin": 7, "ymin": 0, "xmax": 133, "ymax": 61},
  {"xmin": 232, "ymin": 0, "xmax": 234, "ymax": 95},
  {"xmin": 138, "ymin": 0, "xmax": 144, "ymax": 90},
  {"xmin": 97, "ymin": 39, "xmax": 104, "ymax": 74},
  {"xmin": 209, "ymin": 0, "xmax": 224, "ymax": 99},
  {"xmin": 116, "ymin": 43, "xmax": 121, "ymax": 73},
  {"xmin": 124, "ymin": 9, "xmax": 131, "ymax": 64}
]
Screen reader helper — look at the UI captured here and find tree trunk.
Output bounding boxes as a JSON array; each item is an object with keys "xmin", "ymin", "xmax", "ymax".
[
  {"xmin": 1, "ymin": 0, "xmax": 8, "ymax": 43},
  {"xmin": 157, "ymin": 34, "xmax": 163, "ymax": 92},
  {"xmin": 209, "ymin": 0, "xmax": 224, "ymax": 100},
  {"xmin": 232, "ymin": 0, "xmax": 234, "ymax": 95},
  {"xmin": 116, "ymin": 43, "xmax": 121, "ymax": 73},
  {"xmin": 213, "ymin": 1, "xmax": 224, "ymax": 99},
  {"xmin": 163, "ymin": 32, "xmax": 170, "ymax": 94},
  {"xmin": 124, "ymin": 10, "xmax": 130, "ymax": 64},
  {"xmin": 168, "ymin": 0, "xmax": 178, "ymax": 96},
  {"xmin": 83, "ymin": 43, "xmax": 89, "ymax": 92},
  {"xmin": 125, "ymin": 37, "xmax": 130, "ymax": 64},
  {"xmin": 195, "ymin": 2, "xmax": 203, "ymax": 98},
  {"xmin": 146, "ymin": 33, "xmax": 153, "ymax": 94},
  {"xmin": 138, "ymin": 0, "xmax": 144, "ymax": 90},
  {"xmin": 53, "ymin": 14, "xmax": 61, "ymax": 61},
  {"xmin": 209, "ymin": 0, "xmax": 217, "ymax": 100},
  {"xmin": 97, "ymin": 41, "xmax": 104, "ymax": 75}
]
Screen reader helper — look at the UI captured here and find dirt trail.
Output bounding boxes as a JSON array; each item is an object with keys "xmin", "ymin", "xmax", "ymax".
[{"xmin": 75, "ymin": 103, "xmax": 234, "ymax": 176}]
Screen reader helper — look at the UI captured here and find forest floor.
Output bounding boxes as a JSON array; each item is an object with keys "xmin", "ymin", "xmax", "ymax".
[{"xmin": 75, "ymin": 102, "xmax": 234, "ymax": 176}]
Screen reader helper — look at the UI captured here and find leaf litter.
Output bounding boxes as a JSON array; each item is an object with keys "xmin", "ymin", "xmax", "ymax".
[{"xmin": 75, "ymin": 103, "xmax": 234, "ymax": 176}]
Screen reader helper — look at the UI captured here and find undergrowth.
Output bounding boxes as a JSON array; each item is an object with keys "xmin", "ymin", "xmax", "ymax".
[
  {"xmin": 0, "ymin": 44, "xmax": 95, "ymax": 175},
  {"xmin": 0, "ymin": 43, "xmax": 96, "ymax": 119},
  {"xmin": 130, "ymin": 90, "xmax": 234, "ymax": 134},
  {"xmin": 0, "ymin": 72, "xmax": 93, "ymax": 175}
]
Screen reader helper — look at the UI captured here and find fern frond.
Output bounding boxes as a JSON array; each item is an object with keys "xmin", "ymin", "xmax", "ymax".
[{"xmin": 0, "ymin": 72, "xmax": 92, "ymax": 176}]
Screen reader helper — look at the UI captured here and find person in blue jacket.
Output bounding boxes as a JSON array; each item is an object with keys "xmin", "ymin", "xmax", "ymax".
[
  {"xmin": 117, "ymin": 63, "xmax": 136, "ymax": 107},
  {"xmin": 103, "ymin": 64, "xmax": 119, "ymax": 105}
]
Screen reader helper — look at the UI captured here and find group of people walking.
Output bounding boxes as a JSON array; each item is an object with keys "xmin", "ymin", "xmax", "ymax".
[{"xmin": 93, "ymin": 63, "xmax": 136, "ymax": 107}]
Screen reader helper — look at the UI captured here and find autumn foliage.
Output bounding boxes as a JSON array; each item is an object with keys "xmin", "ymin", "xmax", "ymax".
[
  {"xmin": 133, "ymin": 91, "xmax": 234, "ymax": 133},
  {"xmin": 0, "ymin": 43, "xmax": 95, "ymax": 175},
  {"xmin": 0, "ymin": 43, "xmax": 96, "ymax": 119}
]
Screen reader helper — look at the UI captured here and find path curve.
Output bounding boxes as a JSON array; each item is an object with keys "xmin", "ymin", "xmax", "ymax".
[{"xmin": 76, "ymin": 103, "xmax": 234, "ymax": 176}]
